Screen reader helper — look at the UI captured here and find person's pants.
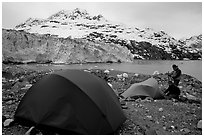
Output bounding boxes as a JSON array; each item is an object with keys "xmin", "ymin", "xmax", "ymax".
[
  {"xmin": 174, "ymin": 80, "xmax": 180, "ymax": 86},
  {"xmin": 165, "ymin": 94, "xmax": 179, "ymax": 100}
]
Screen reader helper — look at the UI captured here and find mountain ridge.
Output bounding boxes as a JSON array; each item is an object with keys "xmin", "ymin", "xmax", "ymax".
[{"xmin": 2, "ymin": 8, "xmax": 202, "ymax": 64}]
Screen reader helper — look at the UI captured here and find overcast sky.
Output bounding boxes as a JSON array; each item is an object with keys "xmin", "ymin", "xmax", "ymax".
[{"xmin": 2, "ymin": 2, "xmax": 202, "ymax": 39}]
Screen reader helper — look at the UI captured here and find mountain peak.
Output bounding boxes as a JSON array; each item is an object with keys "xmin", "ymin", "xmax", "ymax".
[
  {"xmin": 48, "ymin": 8, "xmax": 89, "ymax": 20},
  {"xmin": 72, "ymin": 8, "xmax": 88, "ymax": 15},
  {"xmin": 48, "ymin": 8, "xmax": 105, "ymax": 21}
]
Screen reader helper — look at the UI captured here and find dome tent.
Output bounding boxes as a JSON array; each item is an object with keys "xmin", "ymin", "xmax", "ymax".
[
  {"xmin": 15, "ymin": 69, "xmax": 126, "ymax": 135},
  {"xmin": 121, "ymin": 77, "xmax": 164, "ymax": 99}
]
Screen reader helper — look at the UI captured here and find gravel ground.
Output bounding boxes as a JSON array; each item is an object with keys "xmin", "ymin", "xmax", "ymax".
[{"xmin": 2, "ymin": 64, "xmax": 202, "ymax": 135}]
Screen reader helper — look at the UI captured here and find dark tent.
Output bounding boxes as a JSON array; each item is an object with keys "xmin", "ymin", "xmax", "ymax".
[
  {"xmin": 15, "ymin": 69, "xmax": 126, "ymax": 135},
  {"xmin": 121, "ymin": 77, "xmax": 164, "ymax": 99}
]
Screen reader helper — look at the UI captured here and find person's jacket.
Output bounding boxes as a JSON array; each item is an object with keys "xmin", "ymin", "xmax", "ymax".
[{"xmin": 171, "ymin": 68, "xmax": 181, "ymax": 80}]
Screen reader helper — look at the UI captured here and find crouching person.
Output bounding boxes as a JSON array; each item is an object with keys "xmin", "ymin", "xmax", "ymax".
[{"xmin": 164, "ymin": 81, "xmax": 180, "ymax": 100}]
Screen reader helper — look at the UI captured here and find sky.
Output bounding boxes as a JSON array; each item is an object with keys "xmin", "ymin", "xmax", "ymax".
[{"xmin": 1, "ymin": 1, "xmax": 202, "ymax": 39}]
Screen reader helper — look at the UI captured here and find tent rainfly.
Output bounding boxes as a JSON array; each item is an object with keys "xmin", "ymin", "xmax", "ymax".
[
  {"xmin": 15, "ymin": 69, "xmax": 126, "ymax": 135},
  {"xmin": 121, "ymin": 77, "xmax": 164, "ymax": 99}
]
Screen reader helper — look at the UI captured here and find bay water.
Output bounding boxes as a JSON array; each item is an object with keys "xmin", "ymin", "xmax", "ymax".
[{"xmin": 18, "ymin": 60, "xmax": 202, "ymax": 81}]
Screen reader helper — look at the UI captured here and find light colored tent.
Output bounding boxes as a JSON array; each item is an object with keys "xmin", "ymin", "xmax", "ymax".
[{"xmin": 121, "ymin": 77, "xmax": 164, "ymax": 99}]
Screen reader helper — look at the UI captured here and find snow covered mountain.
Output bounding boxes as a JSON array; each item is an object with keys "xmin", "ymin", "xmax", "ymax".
[
  {"xmin": 2, "ymin": 8, "xmax": 202, "ymax": 64},
  {"xmin": 15, "ymin": 8, "xmax": 178, "ymax": 46},
  {"xmin": 15, "ymin": 8, "xmax": 108, "ymax": 38},
  {"xmin": 179, "ymin": 35, "xmax": 202, "ymax": 52}
]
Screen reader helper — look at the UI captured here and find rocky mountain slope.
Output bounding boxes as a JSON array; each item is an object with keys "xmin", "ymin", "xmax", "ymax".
[
  {"xmin": 2, "ymin": 8, "xmax": 202, "ymax": 64},
  {"xmin": 179, "ymin": 35, "xmax": 202, "ymax": 54}
]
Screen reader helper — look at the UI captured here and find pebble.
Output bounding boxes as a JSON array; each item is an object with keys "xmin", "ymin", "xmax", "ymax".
[
  {"xmin": 134, "ymin": 109, "xmax": 138, "ymax": 112},
  {"xmin": 25, "ymin": 126, "xmax": 36, "ymax": 135},
  {"xmin": 137, "ymin": 131, "xmax": 143, "ymax": 135},
  {"xmin": 104, "ymin": 69, "xmax": 110, "ymax": 74},
  {"xmin": 135, "ymin": 98, "xmax": 142, "ymax": 102},
  {"xmin": 117, "ymin": 74, "xmax": 123, "ymax": 79},
  {"xmin": 182, "ymin": 128, "xmax": 190, "ymax": 134},
  {"xmin": 173, "ymin": 102, "xmax": 178, "ymax": 106},
  {"xmin": 107, "ymin": 82, "xmax": 113, "ymax": 88},
  {"xmin": 155, "ymin": 121, "xmax": 159, "ymax": 124},
  {"xmin": 84, "ymin": 70, "xmax": 91, "ymax": 73},
  {"xmin": 152, "ymin": 71, "xmax": 160, "ymax": 75},
  {"xmin": 134, "ymin": 73, "xmax": 139, "ymax": 77},
  {"xmin": 2, "ymin": 77, "xmax": 6, "ymax": 83},
  {"xmin": 144, "ymin": 97, "xmax": 153, "ymax": 102},
  {"xmin": 21, "ymin": 84, "xmax": 32, "ymax": 90},
  {"xmin": 9, "ymin": 79, "xmax": 15, "ymax": 82},
  {"xmin": 186, "ymin": 93, "xmax": 197, "ymax": 100},
  {"xmin": 197, "ymin": 120, "xmax": 202, "ymax": 129},
  {"xmin": 4, "ymin": 114, "xmax": 10, "ymax": 118},
  {"xmin": 138, "ymin": 104, "xmax": 144, "ymax": 108},
  {"xmin": 145, "ymin": 129, "xmax": 157, "ymax": 135},
  {"xmin": 159, "ymin": 108, "xmax": 163, "ymax": 112},
  {"xmin": 6, "ymin": 100, "xmax": 13, "ymax": 105},
  {"xmin": 3, "ymin": 119, "xmax": 14, "ymax": 127},
  {"xmin": 122, "ymin": 105, "xmax": 128, "ymax": 109},
  {"xmin": 178, "ymin": 86, "xmax": 183, "ymax": 88},
  {"xmin": 172, "ymin": 98, "xmax": 176, "ymax": 102},
  {"xmin": 146, "ymin": 115, "xmax": 153, "ymax": 120},
  {"xmin": 125, "ymin": 97, "xmax": 134, "ymax": 101},
  {"xmin": 145, "ymin": 109, "xmax": 149, "ymax": 113}
]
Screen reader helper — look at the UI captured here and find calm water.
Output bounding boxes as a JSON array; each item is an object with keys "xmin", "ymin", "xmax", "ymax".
[{"xmin": 19, "ymin": 60, "xmax": 202, "ymax": 81}]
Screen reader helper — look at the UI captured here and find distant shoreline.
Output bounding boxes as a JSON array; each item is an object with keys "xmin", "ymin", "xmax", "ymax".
[{"xmin": 2, "ymin": 62, "xmax": 202, "ymax": 82}]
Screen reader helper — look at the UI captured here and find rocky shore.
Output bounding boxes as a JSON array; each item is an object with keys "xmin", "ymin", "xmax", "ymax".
[{"xmin": 2, "ymin": 64, "xmax": 202, "ymax": 135}]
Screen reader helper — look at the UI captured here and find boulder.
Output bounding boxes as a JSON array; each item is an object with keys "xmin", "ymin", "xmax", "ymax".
[
  {"xmin": 186, "ymin": 93, "xmax": 197, "ymax": 100},
  {"xmin": 197, "ymin": 120, "xmax": 202, "ymax": 129},
  {"xmin": 122, "ymin": 73, "xmax": 128, "ymax": 78},
  {"xmin": 107, "ymin": 82, "xmax": 113, "ymax": 88},
  {"xmin": 153, "ymin": 71, "xmax": 159, "ymax": 75},
  {"xmin": 134, "ymin": 73, "xmax": 139, "ymax": 77},
  {"xmin": 117, "ymin": 74, "xmax": 123, "ymax": 79},
  {"xmin": 182, "ymin": 128, "xmax": 190, "ymax": 134},
  {"xmin": 3, "ymin": 119, "xmax": 14, "ymax": 127},
  {"xmin": 104, "ymin": 69, "xmax": 110, "ymax": 74}
]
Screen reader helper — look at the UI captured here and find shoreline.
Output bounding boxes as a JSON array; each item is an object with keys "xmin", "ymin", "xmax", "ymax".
[{"xmin": 10, "ymin": 60, "xmax": 202, "ymax": 82}]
